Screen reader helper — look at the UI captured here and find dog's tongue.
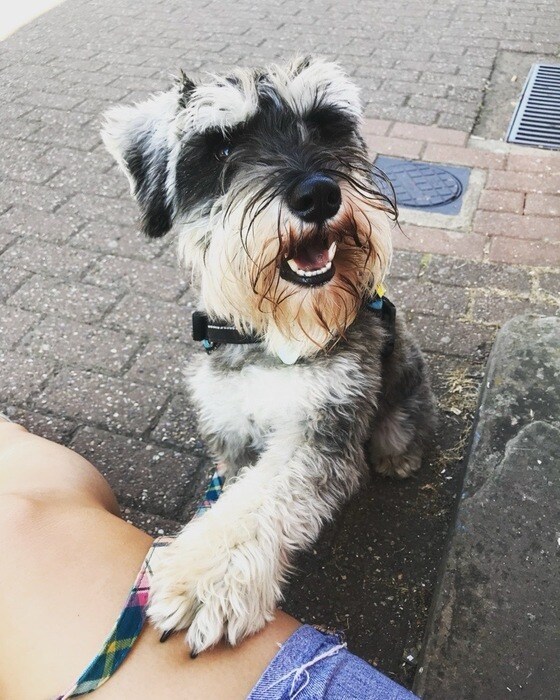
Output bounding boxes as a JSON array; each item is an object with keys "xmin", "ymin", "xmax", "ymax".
[{"xmin": 292, "ymin": 241, "xmax": 329, "ymax": 271}]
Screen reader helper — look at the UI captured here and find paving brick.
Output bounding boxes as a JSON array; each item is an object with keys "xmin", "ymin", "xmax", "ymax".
[
  {"xmin": 389, "ymin": 123, "xmax": 468, "ymax": 147},
  {"xmin": 26, "ymin": 123, "xmax": 102, "ymax": 152},
  {"xmin": 506, "ymin": 153, "xmax": 560, "ymax": 174},
  {"xmin": 0, "ymin": 119, "xmax": 42, "ymax": 141},
  {"xmin": 57, "ymin": 192, "xmax": 139, "ymax": 226},
  {"xmin": 471, "ymin": 293, "xmax": 557, "ymax": 326},
  {"xmin": 0, "ymin": 206, "xmax": 81, "ymax": 243},
  {"xmin": 367, "ymin": 135, "xmax": 424, "ymax": 160},
  {"xmin": 407, "ymin": 313, "xmax": 495, "ymax": 359},
  {"xmin": 436, "ymin": 112, "xmax": 477, "ymax": 133},
  {"xmin": 394, "ymin": 224, "xmax": 487, "ymax": 261},
  {"xmin": 0, "ymin": 231, "xmax": 15, "ymax": 254},
  {"xmin": 0, "ymin": 350, "xmax": 55, "ymax": 403},
  {"xmin": 0, "ymin": 180, "xmax": 68, "ymax": 212},
  {"xmin": 361, "ymin": 118, "xmax": 393, "ymax": 136},
  {"xmin": 0, "ymin": 305, "xmax": 41, "ymax": 351},
  {"xmin": 122, "ymin": 509, "xmax": 182, "ymax": 537},
  {"xmin": 489, "ymin": 237, "xmax": 560, "ymax": 267},
  {"xmin": 151, "ymin": 394, "xmax": 206, "ymax": 456},
  {"xmin": 2, "ymin": 407, "xmax": 77, "ymax": 443},
  {"xmin": 409, "ymin": 96, "xmax": 480, "ymax": 119},
  {"xmin": 83, "ymin": 255, "xmax": 188, "ymax": 301},
  {"xmin": 0, "ymin": 135, "xmax": 50, "ymax": 169},
  {"xmin": 157, "ymin": 240, "xmax": 181, "ymax": 267},
  {"xmin": 366, "ymin": 104, "xmax": 439, "ymax": 127},
  {"xmin": 9, "ymin": 275, "xmax": 120, "ymax": 323},
  {"xmin": 48, "ymin": 163, "xmax": 128, "ymax": 198},
  {"xmin": 390, "ymin": 278, "xmax": 468, "ymax": 318},
  {"xmin": 387, "ymin": 250, "xmax": 423, "ymax": 280},
  {"xmin": 538, "ymin": 272, "xmax": 560, "ymax": 299},
  {"xmin": 423, "ymin": 143, "xmax": 506, "ymax": 170},
  {"xmin": 126, "ymin": 339, "xmax": 194, "ymax": 390},
  {"xmin": 16, "ymin": 90, "xmax": 85, "ymax": 111},
  {"xmin": 21, "ymin": 105, "xmax": 94, "ymax": 129},
  {"xmin": 473, "ymin": 211, "xmax": 560, "ymax": 242},
  {"xmin": 37, "ymin": 369, "xmax": 170, "ymax": 435},
  {"xmin": 0, "ymin": 265, "xmax": 30, "ymax": 301},
  {"xmin": 19, "ymin": 316, "xmax": 142, "ymax": 374},
  {"xmin": 425, "ymin": 256, "xmax": 533, "ymax": 293},
  {"xmin": 478, "ymin": 190, "xmax": 525, "ymax": 215},
  {"xmin": 524, "ymin": 194, "xmax": 560, "ymax": 218},
  {"xmin": 0, "ymin": 239, "xmax": 97, "ymax": 278},
  {"xmin": 38, "ymin": 147, "xmax": 114, "ymax": 175},
  {"xmin": 104, "ymin": 293, "xmax": 190, "ymax": 341},
  {"xmin": 0, "ymin": 147, "xmax": 60, "ymax": 186},
  {"xmin": 70, "ymin": 426, "xmax": 203, "ymax": 518},
  {"xmin": 68, "ymin": 221, "xmax": 166, "ymax": 260},
  {"xmin": 486, "ymin": 171, "xmax": 560, "ymax": 195}
]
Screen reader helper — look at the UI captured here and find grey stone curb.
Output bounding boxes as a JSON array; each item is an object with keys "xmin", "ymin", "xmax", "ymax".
[{"xmin": 415, "ymin": 315, "xmax": 560, "ymax": 699}]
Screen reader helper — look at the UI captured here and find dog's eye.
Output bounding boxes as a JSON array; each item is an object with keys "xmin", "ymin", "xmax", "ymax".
[{"xmin": 216, "ymin": 143, "xmax": 233, "ymax": 161}]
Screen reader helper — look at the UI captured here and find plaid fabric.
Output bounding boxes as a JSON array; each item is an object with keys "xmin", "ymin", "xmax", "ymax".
[
  {"xmin": 56, "ymin": 465, "xmax": 226, "ymax": 699},
  {"xmin": 196, "ymin": 462, "xmax": 227, "ymax": 516}
]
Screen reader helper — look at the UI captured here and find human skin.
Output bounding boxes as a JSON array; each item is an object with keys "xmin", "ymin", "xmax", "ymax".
[{"xmin": 0, "ymin": 419, "xmax": 300, "ymax": 700}]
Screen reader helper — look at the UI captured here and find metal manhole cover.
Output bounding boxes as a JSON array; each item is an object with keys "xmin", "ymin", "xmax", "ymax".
[
  {"xmin": 507, "ymin": 63, "xmax": 560, "ymax": 150},
  {"xmin": 374, "ymin": 156, "xmax": 471, "ymax": 215}
]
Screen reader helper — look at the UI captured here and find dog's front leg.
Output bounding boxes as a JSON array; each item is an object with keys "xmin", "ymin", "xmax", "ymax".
[{"xmin": 148, "ymin": 422, "xmax": 368, "ymax": 654}]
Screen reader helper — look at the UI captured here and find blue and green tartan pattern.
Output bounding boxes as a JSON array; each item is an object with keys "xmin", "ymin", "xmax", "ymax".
[
  {"xmin": 196, "ymin": 462, "xmax": 227, "ymax": 516},
  {"xmin": 56, "ymin": 465, "xmax": 226, "ymax": 698}
]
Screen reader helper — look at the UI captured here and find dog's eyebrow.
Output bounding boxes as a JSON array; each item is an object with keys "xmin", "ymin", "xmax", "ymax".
[{"xmin": 180, "ymin": 79, "xmax": 260, "ymax": 136}]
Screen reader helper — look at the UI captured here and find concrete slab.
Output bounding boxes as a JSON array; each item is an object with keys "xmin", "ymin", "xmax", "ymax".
[{"xmin": 415, "ymin": 315, "xmax": 560, "ymax": 699}]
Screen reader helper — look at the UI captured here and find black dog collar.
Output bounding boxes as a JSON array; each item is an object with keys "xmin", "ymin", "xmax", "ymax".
[
  {"xmin": 192, "ymin": 294, "xmax": 396, "ymax": 357},
  {"xmin": 192, "ymin": 312, "xmax": 261, "ymax": 348}
]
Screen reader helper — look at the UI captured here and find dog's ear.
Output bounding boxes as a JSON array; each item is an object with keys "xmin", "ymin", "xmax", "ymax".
[{"xmin": 101, "ymin": 90, "xmax": 180, "ymax": 238}]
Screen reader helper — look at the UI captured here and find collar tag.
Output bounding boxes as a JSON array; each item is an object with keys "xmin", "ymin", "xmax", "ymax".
[{"xmin": 276, "ymin": 341, "xmax": 301, "ymax": 365}]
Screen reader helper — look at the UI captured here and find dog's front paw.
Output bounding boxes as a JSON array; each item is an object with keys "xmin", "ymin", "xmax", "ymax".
[
  {"xmin": 376, "ymin": 450, "xmax": 422, "ymax": 479},
  {"xmin": 148, "ymin": 517, "xmax": 280, "ymax": 654}
]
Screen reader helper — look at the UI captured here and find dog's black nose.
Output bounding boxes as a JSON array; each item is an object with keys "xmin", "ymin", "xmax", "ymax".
[{"xmin": 287, "ymin": 174, "xmax": 341, "ymax": 223}]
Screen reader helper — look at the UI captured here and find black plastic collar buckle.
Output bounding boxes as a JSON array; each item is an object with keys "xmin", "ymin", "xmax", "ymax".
[{"xmin": 192, "ymin": 311, "xmax": 209, "ymax": 342}]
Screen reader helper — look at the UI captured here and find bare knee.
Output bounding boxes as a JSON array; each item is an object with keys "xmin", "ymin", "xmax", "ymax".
[
  {"xmin": 0, "ymin": 424, "xmax": 119, "ymax": 515},
  {"xmin": 0, "ymin": 421, "xmax": 30, "ymax": 452},
  {"xmin": 0, "ymin": 493, "xmax": 50, "ymax": 553}
]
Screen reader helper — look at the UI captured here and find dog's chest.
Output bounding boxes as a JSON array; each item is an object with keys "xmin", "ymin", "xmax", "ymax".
[{"xmin": 193, "ymin": 361, "xmax": 312, "ymax": 432}]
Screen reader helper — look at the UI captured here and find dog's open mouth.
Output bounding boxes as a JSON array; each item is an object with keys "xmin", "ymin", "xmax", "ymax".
[{"xmin": 280, "ymin": 238, "xmax": 337, "ymax": 287}]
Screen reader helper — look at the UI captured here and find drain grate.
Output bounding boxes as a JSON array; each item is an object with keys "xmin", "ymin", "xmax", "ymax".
[
  {"xmin": 507, "ymin": 63, "xmax": 560, "ymax": 150},
  {"xmin": 374, "ymin": 156, "xmax": 470, "ymax": 215}
]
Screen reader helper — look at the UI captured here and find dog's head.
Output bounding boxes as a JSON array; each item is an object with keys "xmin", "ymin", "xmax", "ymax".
[{"xmin": 103, "ymin": 57, "xmax": 395, "ymax": 360}]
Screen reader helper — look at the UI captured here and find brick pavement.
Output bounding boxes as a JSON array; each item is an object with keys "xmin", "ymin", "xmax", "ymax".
[{"xmin": 0, "ymin": 0, "xmax": 559, "ymax": 684}]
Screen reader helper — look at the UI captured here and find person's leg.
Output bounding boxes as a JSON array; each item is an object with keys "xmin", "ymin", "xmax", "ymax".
[
  {"xmin": 0, "ymin": 418, "xmax": 119, "ymax": 512},
  {"xmin": 0, "ymin": 418, "xmax": 300, "ymax": 700}
]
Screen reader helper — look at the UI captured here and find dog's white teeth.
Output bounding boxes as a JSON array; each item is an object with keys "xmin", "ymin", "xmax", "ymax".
[
  {"xmin": 328, "ymin": 242, "xmax": 337, "ymax": 261},
  {"xmin": 286, "ymin": 259, "xmax": 333, "ymax": 277},
  {"xmin": 287, "ymin": 259, "xmax": 300, "ymax": 273}
]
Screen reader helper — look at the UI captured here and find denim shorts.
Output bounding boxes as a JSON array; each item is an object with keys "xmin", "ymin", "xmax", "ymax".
[{"xmin": 247, "ymin": 625, "xmax": 418, "ymax": 699}]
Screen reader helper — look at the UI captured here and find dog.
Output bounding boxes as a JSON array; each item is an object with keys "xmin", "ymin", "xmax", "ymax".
[{"xmin": 102, "ymin": 56, "xmax": 436, "ymax": 654}]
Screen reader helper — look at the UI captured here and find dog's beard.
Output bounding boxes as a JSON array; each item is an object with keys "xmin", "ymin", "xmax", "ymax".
[{"xmin": 179, "ymin": 175, "xmax": 393, "ymax": 360}]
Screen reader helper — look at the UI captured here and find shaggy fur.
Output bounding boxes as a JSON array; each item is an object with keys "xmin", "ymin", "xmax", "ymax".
[{"xmin": 102, "ymin": 56, "xmax": 436, "ymax": 654}]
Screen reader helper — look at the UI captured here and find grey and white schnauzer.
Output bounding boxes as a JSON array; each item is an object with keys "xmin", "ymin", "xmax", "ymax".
[{"xmin": 102, "ymin": 57, "xmax": 435, "ymax": 654}]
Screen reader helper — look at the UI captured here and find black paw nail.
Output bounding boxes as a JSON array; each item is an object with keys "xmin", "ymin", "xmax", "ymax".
[
  {"xmin": 190, "ymin": 649, "xmax": 199, "ymax": 659},
  {"xmin": 160, "ymin": 630, "xmax": 172, "ymax": 643}
]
